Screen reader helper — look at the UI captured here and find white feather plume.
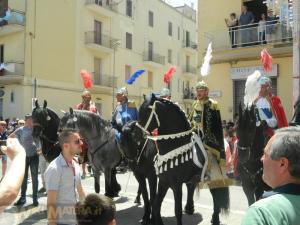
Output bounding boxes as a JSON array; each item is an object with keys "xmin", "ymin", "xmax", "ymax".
[
  {"xmin": 244, "ymin": 70, "xmax": 262, "ymax": 106},
  {"xmin": 200, "ymin": 42, "xmax": 212, "ymax": 76}
]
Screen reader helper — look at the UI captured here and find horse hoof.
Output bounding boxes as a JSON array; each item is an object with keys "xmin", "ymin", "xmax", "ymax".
[
  {"xmin": 184, "ymin": 206, "xmax": 194, "ymax": 215},
  {"xmin": 211, "ymin": 218, "xmax": 220, "ymax": 225},
  {"xmin": 134, "ymin": 197, "xmax": 141, "ymax": 205}
]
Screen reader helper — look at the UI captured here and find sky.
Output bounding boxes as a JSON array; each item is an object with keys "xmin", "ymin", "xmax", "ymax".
[{"xmin": 166, "ymin": 0, "xmax": 198, "ymax": 10}]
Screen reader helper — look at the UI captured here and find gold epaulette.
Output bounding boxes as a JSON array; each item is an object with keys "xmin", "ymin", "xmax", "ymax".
[
  {"xmin": 209, "ymin": 98, "xmax": 219, "ymax": 110},
  {"xmin": 127, "ymin": 100, "xmax": 136, "ymax": 108}
]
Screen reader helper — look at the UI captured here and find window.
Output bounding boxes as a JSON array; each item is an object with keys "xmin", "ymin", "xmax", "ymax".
[
  {"xmin": 10, "ymin": 91, "xmax": 14, "ymax": 103},
  {"xmin": 148, "ymin": 41, "xmax": 153, "ymax": 60},
  {"xmin": 94, "ymin": 58, "xmax": 102, "ymax": 85},
  {"xmin": 125, "ymin": 65, "xmax": 131, "ymax": 82},
  {"xmin": 178, "ymin": 26, "xmax": 180, "ymax": 40},
  {"xmin": 148, "ymin": 11, "xmax": 154, "ymax": 27},
  {"xmin": 168, "ymin": 49, "xmax": 172, "ymax": 64},
  {"xmin": 94, "ymin": 20, "xmax": 102, "ymax": 45},
  {"xmin": 0, "ymin": 45, "xmax": 4, "ymax": 63},
  {"xmin": 148, "ymin": 71, "xmax": 153, "ymax": 88},
  {"xmin": 126, "ymin": 0, "xmax": 132, "ymax": 17},
  {"xmin": 168, "ymin": 22, "xmax": 172, "ymax": 36},
  {"xmin": 126, "ymin": 32, "xmax": 132, "ymax": 49}
]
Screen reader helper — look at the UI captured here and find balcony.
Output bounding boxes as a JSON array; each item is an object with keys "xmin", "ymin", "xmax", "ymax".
[
  {"xmin": 85, "ymin": 0, "xmax": 118, "ymax": 18},
  {"xmin": 0, "ymin": 61, "xmax": 24, "ymax": 84},
  {"xmin": 182, "ymin": 40, "xmax": 198, "ymax": 54},
  {"xmin": 143, "ymin": 52, "xmax": 165, "ymax": 67},
  {"xmin": 182, "ymin": 65, "xmax": 197, "ymax": 79},
  {"xmin": 0, "ymin": 10, "xmax": 25, "ymax": 37},
  {"xmin": 203, "ymin": 20, "xmax": 293, "ymax": 63},
  {"xmin": 91, "ymin": 72, "xmax": 117, "ymax": 93},
  {"xmin": 85, "ymin": 32, "xmax": 118, "ymax": 56}
]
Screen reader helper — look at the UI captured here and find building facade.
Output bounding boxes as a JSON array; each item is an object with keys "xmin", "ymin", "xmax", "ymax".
[
  {"xmin": 198, "ymin": 0, "xmax": 293, "ymax": 121},
  {"xmin": 0, "ymin": 0, "xmax": 198, "ymax": 120}
]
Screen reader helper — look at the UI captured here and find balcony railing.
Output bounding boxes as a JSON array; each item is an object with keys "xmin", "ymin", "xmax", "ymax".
[
  {"xmin": 182, "ymin": 65, "xmax": 197, "ymax": 74},
  {"xmin": 0, "ymin": 61, "xmax": 24, "ymax": 76},
  {"xmin": 204, "ymin": 20, "xmax": 293, "ymax": 51},
  {"xmin": 0, "ymin": 10, "xmax": 25, "ymax": 27},
  {"xmin": 85, "ymin": 31, "xmax": 118, "ymax": 49},
  {"xmin": 183, "ymin": 40, "xmax": 197, "ymax": 49},
  {"xmin": 143, "ymin": 52, "xmax": 165, "ymax": 65},
  {"xmin": 183, "ymin": 88, "xmax": 195, "ymax": 100},
  {"xmin": 85, "ymin": 0, "xmax": 118, "ymax": 13},
  {"xmin": 92, "ymin": 72, "xmax": 117, "ymax": 87}
]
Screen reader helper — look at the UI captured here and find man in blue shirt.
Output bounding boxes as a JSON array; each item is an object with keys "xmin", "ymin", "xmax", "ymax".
[
  {"xmin": 239, "ymin": 5, "xmax": 254, "ymax": 47},
  {"xmin": 10, "ymin": 114, "xmax": 41, "ymax": 207}
]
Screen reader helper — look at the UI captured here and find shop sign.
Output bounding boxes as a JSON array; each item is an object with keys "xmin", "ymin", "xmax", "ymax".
[
  {"xmin": 231, "ymin": 64, "xmax": 278, "ymax": 80},
  {"xmin": 209, "ymin": 90, "xmax": 222, "ymax": 98}
]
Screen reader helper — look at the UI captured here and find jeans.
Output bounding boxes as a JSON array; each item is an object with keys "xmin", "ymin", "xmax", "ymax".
[{"xmin": 20, "ymin": 155, "xmax": 39, "ymax": 201}]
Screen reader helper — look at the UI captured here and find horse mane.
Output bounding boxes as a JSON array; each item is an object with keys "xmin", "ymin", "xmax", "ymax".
[
  {"xmin": 73, "ymin": 110, "xmax": 112, "ymax": 131},
  {"xmin": 156, "ymin": 98, "xmax": 191, "ymax": 129}
]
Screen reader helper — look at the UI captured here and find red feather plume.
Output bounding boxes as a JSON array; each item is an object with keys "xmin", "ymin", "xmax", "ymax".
[
  {"xmin": 163, "ymin": 66, "xmax": 176, "ymax": 84},
  {"xmin": 261, "ymin": 49, "xmax": 272, "ymax": 72},
  {"xmin": 80, "ymin": 69, "xmax": 93, "ymax": 89}
]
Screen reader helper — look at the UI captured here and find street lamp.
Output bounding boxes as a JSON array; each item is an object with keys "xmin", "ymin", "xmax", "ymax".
[{"xmin": 112, "ymin": 39, "xmax": 121, "ymax": 111}]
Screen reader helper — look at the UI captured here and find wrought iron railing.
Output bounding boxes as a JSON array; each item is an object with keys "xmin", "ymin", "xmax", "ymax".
[
  {"xmin": 85, "ymin": 31, "xmax": 118, "ymax": 49},
  {"xmin": 183, "ymin": 40, "xmax": 197, "ymax": 49},
  {"xmin": 85, "ymin": 0, "xmax": 118, "ymax": 13},
  {"xmin": 204, "ymin": 20, "xmax": 293, "ymax": 51},
  {"xmin": 92, "ymin": 72, "xmax": 117, "ymax": 87},
  {"xmin": 0, "ymin": 9, "xmax": 25, "ymax": 26},
  {"xmin": 182, "ymin": 65, "xmax": 197, "ymax": 74},
  {"xmin": 143, "ymin": 52, "xmax": 165, "ymax": 65}
]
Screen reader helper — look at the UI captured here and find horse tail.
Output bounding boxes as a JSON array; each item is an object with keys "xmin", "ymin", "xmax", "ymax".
[{"xmin": 210, "ymin": 187, "xmax": 230, "ymax": 214}]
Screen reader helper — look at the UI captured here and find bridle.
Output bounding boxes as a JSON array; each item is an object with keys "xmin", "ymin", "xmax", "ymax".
[{"xmin": 136, "ymin": 100, "xmax": 192, "ymax": 140}]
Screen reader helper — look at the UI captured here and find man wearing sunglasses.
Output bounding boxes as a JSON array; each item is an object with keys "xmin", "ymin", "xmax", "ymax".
[{"xmin": 45, "ymin": 129, "xmax": 86, "ymax": 225}]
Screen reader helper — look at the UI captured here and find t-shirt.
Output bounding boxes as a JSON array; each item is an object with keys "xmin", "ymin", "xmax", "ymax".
[
  {"xmin": 240, "ymin": 11, "xmax": 254, "ymax": 26},
  {"xmin": 241, "ymin": 193, "xmax": 300, "ymax": 225},
  {"xmin": 45, "ymin": 153, "xmax": 81, "ymax": 225},
  {"xmin": 15, "ymin": 126, "xmax": 40, "ymax": 157}
]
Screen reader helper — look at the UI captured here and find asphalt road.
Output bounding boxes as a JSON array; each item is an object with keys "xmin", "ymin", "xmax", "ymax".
[{"xmin": 0, "ymin": 169, "xmax": 248, "ymax": 225}]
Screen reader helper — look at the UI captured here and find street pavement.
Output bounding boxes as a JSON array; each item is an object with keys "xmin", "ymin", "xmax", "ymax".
[{"xmin": 0, "ymin": 169, "xmax": 248, "ymax": 225}]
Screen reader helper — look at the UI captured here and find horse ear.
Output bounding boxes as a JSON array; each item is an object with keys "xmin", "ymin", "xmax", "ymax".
[
  {"xmin": 69, "ymin": 107, "xmax": 74, "ymax": 115},
  {"xmin": 43, "ymin": 100, "xmax": 47, "ymax": 109},
  {"xmin": 35, "ymin": 100, "xmax": 39, "ymax": 108}
]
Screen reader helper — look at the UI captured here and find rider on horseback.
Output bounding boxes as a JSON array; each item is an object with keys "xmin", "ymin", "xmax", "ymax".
[
  {"xmin": 189, "ymin": 81, "xmax": 233, "ymax": 188},
  {"xmin": 245, "ymin": 71, "xmax": 288, "ymax": 140}
]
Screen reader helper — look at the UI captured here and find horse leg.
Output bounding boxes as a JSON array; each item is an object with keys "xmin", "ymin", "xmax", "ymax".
[
  {"xmin": 148, "ymin": 173, "xmax": 157, "ymax": 222},
  {"xmin": 184, "ymin": 182, "xmax": 196, "ymax": 215},
  {"xmin": 172, "ymin": 183, "xmax": 183, "ymax": 225},
  {"xmin": 134, "ymin": 184, "xmax": 142, "ymax": 204},
  {"xmin": 93, "ymin": 169, "xmax": 101, "ymax": 194},
  {"xmin": 153, "ymin": 180, "xmax": 169, "ymax": 225},
  {"xmin": 210, "ymin": 187, "xmax": 230, "ymax": 225},
  {"xmin": 135, "ymin": 175, "xmax": 151, "ymax": 225},
  {"xmin": 104, "ymin": 169, "xmax": 113, "ymax": 197},
  {"xmin": 111, "ymin": 167, "xmax": 121, "ymax": 197}
]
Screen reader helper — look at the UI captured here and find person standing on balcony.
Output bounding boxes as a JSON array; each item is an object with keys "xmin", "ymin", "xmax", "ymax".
[
  {"xmin": 239, "ymin": 5, "xmax": 254, "ymax": 47},
  {"xmin": 75, "ymin": 90, "xmax": 98, "ymax": 179},
  {"xmin": 266, "ymin": 10, "xmax": 278, "ymax": 43},
  {"xmin": 225, "ymin": 13, "xmax": 238, "ymax": 48},
  {"xmin": 258, "ymin": 13, "xmax": 267, "ymax": 44}
]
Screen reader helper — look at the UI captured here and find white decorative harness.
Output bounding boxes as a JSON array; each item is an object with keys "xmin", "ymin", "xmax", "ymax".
[{"xmin": 136, "ymin": 100, "xmax": 208, "ymax": 181}]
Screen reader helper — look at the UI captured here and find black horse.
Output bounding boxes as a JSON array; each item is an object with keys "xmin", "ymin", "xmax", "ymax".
[
  {"xmin": 138, "ymin": 95, "xmax": 229, "ymax": 225},
  {"xmin": 236, "ymin": 105, "xmax": 270, "ymax": 206},
  {"xmin": 289, "ymin": 96, "xmax": 300, "ymax": 126},
  {"xmin": 31, "ymin": 100, "xmax": 61, "ymax": 162},
  {"xmin": 119, "ymin": 121, "xmax": 157, "ymax": 225},
  {"xmin": 60, "ymin": 108, "xmax": 121, "ymax": 197}
]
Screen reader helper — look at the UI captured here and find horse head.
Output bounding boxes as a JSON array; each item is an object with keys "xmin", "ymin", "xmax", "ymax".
[
  {"xmin": 236, "ymin": 103, "xmax": 256, "ymax": 163},
  {"xmin": 289, "ymin": 96, "xmax": 300, "ymax": 126},
  {"xmin": 138, "ymin": 93, "xmax": 160, "ymax": 134},
  {"xmin": 59, "ymin": 108, "xmax": 79, "ymax": 131},
  {"xmin": 120, "ymin": 121, "xmax": 145, "ymax": 160},
  {"xmin": 32, "ymin": 100, "xmax": 51, "ymax": 137}
]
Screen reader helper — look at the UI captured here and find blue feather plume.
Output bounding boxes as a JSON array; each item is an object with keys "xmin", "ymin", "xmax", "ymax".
[{"xmin": 126, "ymin": 69, "xmax": 146, "ymax": 85}]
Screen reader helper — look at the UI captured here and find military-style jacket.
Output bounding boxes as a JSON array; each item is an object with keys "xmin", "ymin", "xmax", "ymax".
[{"xmin": 189, "ymin": 98, "xmax": 225, "ymax": 162}]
